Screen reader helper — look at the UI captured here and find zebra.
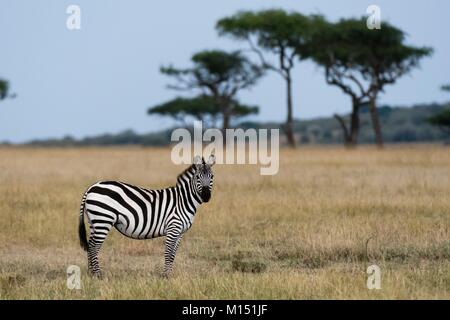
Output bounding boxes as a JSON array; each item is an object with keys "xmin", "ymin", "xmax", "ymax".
[{"xmin": 78, "ymin": 154, "xmax": 215, "ymax": 278}]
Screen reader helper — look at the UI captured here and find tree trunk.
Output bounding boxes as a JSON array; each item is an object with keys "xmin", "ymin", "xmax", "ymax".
[
  {"xmin": 334, "ymin": 113, "xmax": 351, "ymax": 146},
  {"xmin": 221, "ymin": 100, "xmax": 231, "ymax": 146},
  {"xmin": 348, "ymin": 98, "xmax": 360, "ymax": 148},
  {"xmin": 285, "ymin": 74, "xmax": 296, "ymax": 148},
  {"xmin": 369, "ymin": 94, "xmax": 384, "ymax": 148},
  {"xmin": 222, "ymin": 112, "xmax": 230, "ymax": 132}
]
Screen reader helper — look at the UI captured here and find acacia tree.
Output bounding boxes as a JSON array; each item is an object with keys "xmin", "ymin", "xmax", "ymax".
[
  {"xmin": 310, "ymin": 20, "xmax": 370, "ymax": 147},
  {"xmin": 148, "ymin": 95, "xmax": 258, "ymax": 128},
  {"xmin": 160, "ymin": 50, "xmax": 263, "ymax": 133},
  {"xmin": 311, "ymin": 18, "xmax": 432, "ymax": 147},
  {"xmin": 217, "ymin": 10, "xmax": 325, "ymax": 147},
  {"xmin": 353, "ymin": 19, "xmax": 432, "ymax": 148}
]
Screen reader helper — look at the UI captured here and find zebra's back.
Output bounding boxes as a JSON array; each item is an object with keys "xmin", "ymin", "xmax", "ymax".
[{"xmin": 85, "ymin": 181, "xmax": 177, "ymax": 239}]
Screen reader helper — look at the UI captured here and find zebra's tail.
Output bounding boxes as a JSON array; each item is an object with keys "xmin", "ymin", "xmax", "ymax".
[{"xmin": 78, "ymin": 190, "xmax": 89, "ymax": 252}]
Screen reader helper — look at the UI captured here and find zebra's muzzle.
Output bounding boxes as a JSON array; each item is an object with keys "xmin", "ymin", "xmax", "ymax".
[{"xmin": 201, "ymin": 189, "xmax": 211, "ymax": 202}]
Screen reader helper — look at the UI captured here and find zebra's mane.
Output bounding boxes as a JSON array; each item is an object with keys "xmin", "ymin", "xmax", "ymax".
[{"xmin": 176, "ymin": 164, "xmax": 196, "ymax": 185}]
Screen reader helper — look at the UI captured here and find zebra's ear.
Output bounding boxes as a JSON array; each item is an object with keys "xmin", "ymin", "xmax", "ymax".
[
  {"xmin": 207, "ymin": 154, "xmax": 216, "ymax": 166},
  {"xmin": 193, "ymin": 155, "xmax": 202, "ymax": 170}
]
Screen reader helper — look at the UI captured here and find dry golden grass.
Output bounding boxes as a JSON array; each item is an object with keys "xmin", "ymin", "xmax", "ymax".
[{"xmin": 0, "ymin": 145, "xmax": 449, "ymax": 299}]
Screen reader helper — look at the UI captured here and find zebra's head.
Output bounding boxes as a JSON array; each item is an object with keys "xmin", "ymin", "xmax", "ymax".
[{"xmin": 193, "ymin": 154, "xmax": 215, "ymax": 203}]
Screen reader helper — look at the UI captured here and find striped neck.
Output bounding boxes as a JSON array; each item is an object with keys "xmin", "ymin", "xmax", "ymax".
[{"xmin": 176, "ymin": 165, "xmax": 202, "ymax": 214}]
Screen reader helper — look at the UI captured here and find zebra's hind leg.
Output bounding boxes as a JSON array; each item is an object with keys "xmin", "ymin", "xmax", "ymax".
[{"xmin": 87, "ymin": 222, "xmax": 113, "ymax": 278}]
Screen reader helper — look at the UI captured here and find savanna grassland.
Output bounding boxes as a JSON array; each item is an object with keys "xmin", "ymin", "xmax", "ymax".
[{"xmin": 0, "ymin": 145, "xmax": 449, "ymax": 299}]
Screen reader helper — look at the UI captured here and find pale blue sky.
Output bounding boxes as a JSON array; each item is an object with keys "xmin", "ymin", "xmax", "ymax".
[{"xmin": 0, "ymin": 0, "xmax": 449, "ymax": 142}]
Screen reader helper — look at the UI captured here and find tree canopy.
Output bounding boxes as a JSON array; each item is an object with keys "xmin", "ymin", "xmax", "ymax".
[
  {"xmin": 161, "ymin": 50, "xmax": 263, "ymax": 99},
  {"xmin": 216, "ymin": 10, "xmax": 325, "ymax": 68},
  {"xmin": 311, "ymin": 18, "xmax": 431, "ymax": 100},
  {"xmin": 148, "ymin": 95, "xmax": 258, "ymax": 127}
]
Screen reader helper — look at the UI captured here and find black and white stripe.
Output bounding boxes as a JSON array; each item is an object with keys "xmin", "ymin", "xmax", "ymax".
[{"xmin": 78, "ymin": 155, "xmax": 215, "ymax": 277}]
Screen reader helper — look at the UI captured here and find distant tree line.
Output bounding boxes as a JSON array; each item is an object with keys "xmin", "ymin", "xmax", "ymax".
[
  {"xmin": 23, "ymin": 102, "xmax": 449, "ymax": 146},
  {"xmin": 148, "ymin": 9, "xmax": 433, "ymax": 148}
]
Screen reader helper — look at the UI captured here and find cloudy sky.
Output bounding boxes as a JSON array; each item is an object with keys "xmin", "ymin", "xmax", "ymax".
[{"xmin": 1, "ymin": 0, "xmax": 449, "ymax": 142}]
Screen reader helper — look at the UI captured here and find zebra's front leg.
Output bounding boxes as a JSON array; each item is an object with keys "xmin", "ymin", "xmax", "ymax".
[{"xmin": 163, "ymin": 231, "xmax": 183, "ymax": 278}]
